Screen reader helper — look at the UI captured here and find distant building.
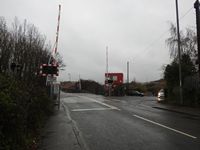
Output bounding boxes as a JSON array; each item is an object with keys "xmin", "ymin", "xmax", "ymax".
[{"xmin": 104, "ymin": 73, "xmax": 125, "ymax": 96}]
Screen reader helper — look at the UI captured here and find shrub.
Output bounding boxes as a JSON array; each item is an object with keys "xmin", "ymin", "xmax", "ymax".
[{"xmin": 0, "ymin": 74, "xmax": 53, "ymax": 149}]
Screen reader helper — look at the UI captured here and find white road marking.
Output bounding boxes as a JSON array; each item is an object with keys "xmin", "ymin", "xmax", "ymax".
[
  {"xmin": 72, "ymin": 108, "xmax": 114, "ymax": 112},
  {"xmin": 82, "ymin": 96, "xmax": 120, "ymax": 111},
  {"xmin": 133, "ymin": 114, "xmax": 197, "ymax": 139}
]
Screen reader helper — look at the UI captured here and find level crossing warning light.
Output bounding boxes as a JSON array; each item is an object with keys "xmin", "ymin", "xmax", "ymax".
[{"xmin": 39, "ymin": 64, "xmax": 59, "ymax": 76}]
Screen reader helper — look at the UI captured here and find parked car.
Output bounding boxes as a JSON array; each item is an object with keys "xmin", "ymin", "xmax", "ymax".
[
  {"xmin": 157, "ymin": 89, "xmax": 165, "ymax": 102},
  {"xmin": 127, "ymin": 90, "xmax": 144, "ymax": 97}
]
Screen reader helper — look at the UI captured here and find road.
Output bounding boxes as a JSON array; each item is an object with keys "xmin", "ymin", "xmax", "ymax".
[{"xmin": 61, "ymin": 92, "xmax": 200, "ymax": 150}]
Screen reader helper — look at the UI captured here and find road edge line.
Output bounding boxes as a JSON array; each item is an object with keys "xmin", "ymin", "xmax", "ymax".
[
  {"xmin": 61, "ymin": 101, "xmax": 90, "ymax": 150},
  {"xmin": 133, "ymin": 114, "xmax": 197, "ymax": 139}
]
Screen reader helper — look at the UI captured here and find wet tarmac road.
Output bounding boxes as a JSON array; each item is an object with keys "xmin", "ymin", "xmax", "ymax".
[{"xmin": 61, "ymin": 92, "xmax": 200, "ymax": 150}]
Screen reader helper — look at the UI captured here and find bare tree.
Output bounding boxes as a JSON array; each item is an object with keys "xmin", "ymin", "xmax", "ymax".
[
  {"xmin": 166, "ymin": 23, "xmax": 197, "ymax": 61},
  {"xmin": 0, "ymin": 17, "xmax": 13, "ymax": 73},
  {"xmin": 0, "ymin": 17, "xmax": 65, "ymax": 81}
]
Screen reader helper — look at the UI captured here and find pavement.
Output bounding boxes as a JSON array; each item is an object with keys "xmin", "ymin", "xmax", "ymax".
[
  {"xmin": 39, "ymin": 103, "xmax": 83, "ymax": 150},
  {"xmin": 151, "ymin": 103, "xmax": 200, "ymax": 117},
  {"xmin": 39, "ymin": 94, "xmax": 200, "ymax": 150}
]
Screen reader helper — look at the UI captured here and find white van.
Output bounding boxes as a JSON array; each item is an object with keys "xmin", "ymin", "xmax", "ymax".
[{"xmin": 157, "ymin": 89, "xmax": 165, "ymax": 102}]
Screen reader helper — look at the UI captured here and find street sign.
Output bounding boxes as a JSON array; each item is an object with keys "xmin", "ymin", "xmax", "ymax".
[
  {"xmin": 53, "ymin": 84, "xmax": 60, "ymax": 94},
  {"xmin": 47, "ymin": 76, "xmax": 57, "ymax": 82}
]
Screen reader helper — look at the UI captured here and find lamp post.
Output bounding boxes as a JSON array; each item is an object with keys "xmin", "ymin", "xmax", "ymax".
[
  {"xmin": 175, "ymin": 0, "xmax": 183, "ymax": 105},
  {"xmin": 127, "ymin": 61, "xmax": 129, "ymax": 93},
  {"xmin": 194, "ymin": 0, "xmax": 200, "ymax": 80}
]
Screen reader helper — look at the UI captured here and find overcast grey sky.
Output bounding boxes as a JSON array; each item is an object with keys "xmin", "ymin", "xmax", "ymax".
[{"xmin": 0, "ymin": 0, "xmax": 196, "ymax": 83}]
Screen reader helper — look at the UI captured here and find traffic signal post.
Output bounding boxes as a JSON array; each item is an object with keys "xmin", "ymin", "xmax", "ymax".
[{"xmin": 39, "ymin": 63, "xmax": 60, "ymax": 109}]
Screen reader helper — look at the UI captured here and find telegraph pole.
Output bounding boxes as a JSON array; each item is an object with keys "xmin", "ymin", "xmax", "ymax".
[
  {"xmin": 194, "ymin": 0, "xmax": 200, "ymax": 79},
  {"xmin": 175, "ymin": 0, "xmax": 183, "ymax": 105}
]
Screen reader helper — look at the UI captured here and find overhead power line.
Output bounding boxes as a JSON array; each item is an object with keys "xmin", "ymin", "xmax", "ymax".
[
  {"xmin": 180, "ymin": 7, "xmax": 193, "ymax": 20},
  {"xmin": 133, "ymin": 6, "xmax": 193, "ymax": 61}
]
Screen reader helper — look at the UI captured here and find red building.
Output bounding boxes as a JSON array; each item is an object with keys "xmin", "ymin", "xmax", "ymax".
[
  {"xmin": 105, "ymin": 73, "xmax": 123, "ymax": 85},
  {"xmin": 104, "ymin": 73, "xmax": 124, "ymax": 96}
]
